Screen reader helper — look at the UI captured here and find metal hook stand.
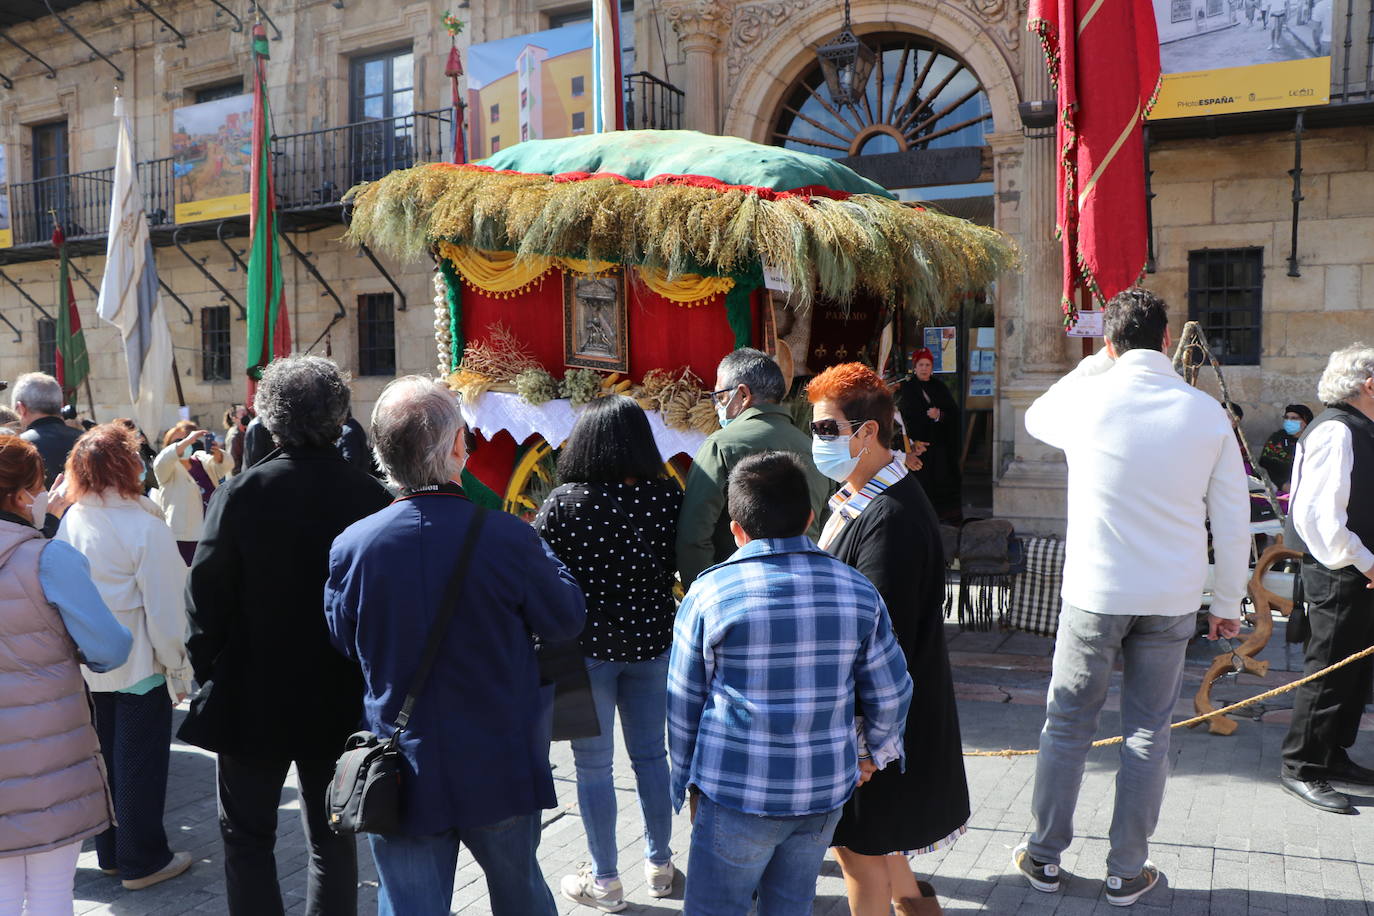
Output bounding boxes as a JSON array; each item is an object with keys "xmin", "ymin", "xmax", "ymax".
[
  {"xmin": 43, "ymin": 0, "xmax": 124, "ymax": 80},
  {"xmin": 0, "ymin": 270, "xmax": 54, "ymax": 320},
  {"xmin": 1143, "ymin": 124, "xmax": 1157, "ymax": 274},
  {"xmin": 207, "ymin": 0, "xmax": 243, "ymax": 31},
  {"xmin": 0, "ymin": 33, "xmax": 58, "ymax": 80},
  {"xmin": 174, "ymin": 226, "xmax": 245, "ymax": 319},
  {"xmin": 1286, "ymin": 110, "xmax": 1305, "ymax": 278},
  {"xmin": 130, "ymin": 0, "xmax": 187, "ymax": 48},
  {"xmin": 280, "ymin": 233, "xmax": 346, "ymax": 355}
]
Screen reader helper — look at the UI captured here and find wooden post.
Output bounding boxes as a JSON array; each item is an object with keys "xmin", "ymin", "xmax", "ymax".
[{"xmin": 170, "ymin": 355, "xmax": 187, "ymax": 411}]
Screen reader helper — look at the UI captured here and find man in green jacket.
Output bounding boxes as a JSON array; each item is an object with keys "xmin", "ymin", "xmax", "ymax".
[{"xmin": 677, "ymin": 348, "xmax": 831, "ymax": 587}]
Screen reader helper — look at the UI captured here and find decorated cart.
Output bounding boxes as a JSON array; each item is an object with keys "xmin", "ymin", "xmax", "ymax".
[{"xmin": 346, "ymin": 129, "xmax": 1015, "ymax": 516}]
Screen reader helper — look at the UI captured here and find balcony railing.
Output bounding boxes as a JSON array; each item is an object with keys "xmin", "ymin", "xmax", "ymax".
[
  {"xmin": 624, "ymin": 72, "xmax": 684, "ymax": 131},
  {"xmin": 7, "ymin": 157, "xmax": 174, "ymax": 246},
  {"xmin": 274, "ymin": 108, "xmax": 454, "ymax": 211}
]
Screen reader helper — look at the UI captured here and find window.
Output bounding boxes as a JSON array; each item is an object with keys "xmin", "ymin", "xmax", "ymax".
[
  {"xmin": 194, "ymin": 81, "xmax": 244, "ymax": 104},
  {"xmin": 491, "ymin": 137, "xmax": 501, "ymax": 154},
  {"xmin": 490, "ymin": 103, "xmax": 500, "ymax": 123},
  {"xmin": 349, "ymin": 48, "xmax": 416, "ymax": 183},
  {"xmin": 36, "ymin": 318, "xmax": 56, "ymax": 377},
  {"xmin": 357, "ymin": 293, "xmax": 396, "ymax": 377},
  {"xmin": 201, "ymin": 306, "xmax": 231, "ymax": 381},
  {"xmin": 521, "ymin": 124, "xmax": 529, "ymax": 141},
  {"xmin": 548, "ymin": 1, "xmax": 633, "ymax": 29},
  {"xmin": 1187, "ymin": 248, "xmax": 1263, "ymax": 365},
  {"xmin": 571, "ymin": 111, "xmax": 586, "ymax": 133},
  {"xmin": 521, "ymin": 88, "xmax": 528, "ymax": 110},
  {"xmin": 32, "ymin": 121, "xmax": 68, "ymax": 240},
  {"xmin": 571, "ymin": 75, "xmax": 585, "ymax": 97}
]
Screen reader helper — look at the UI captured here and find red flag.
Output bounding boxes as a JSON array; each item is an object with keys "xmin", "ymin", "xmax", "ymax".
[
  {"xmin": 52, "ymin": 226, "xmax": 90, "ymax": 405},
  {"xmin": 1029, "ymin": 0, "xmax": 1160, "ymax": 323}
]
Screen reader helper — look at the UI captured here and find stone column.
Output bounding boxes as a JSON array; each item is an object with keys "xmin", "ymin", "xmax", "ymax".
[
  {"xmin": 989, "ymin": 47, "xmax": 1074, "ymax": 535},
  {"xmin": 666, "ymin": 1, "xmax": 732, "ymax": 134}
]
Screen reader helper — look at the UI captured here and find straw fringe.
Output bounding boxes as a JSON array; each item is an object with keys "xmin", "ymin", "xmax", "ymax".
[{"xmin": 345, "ymin": 164, "xmax": 1017, "ymax": 318}]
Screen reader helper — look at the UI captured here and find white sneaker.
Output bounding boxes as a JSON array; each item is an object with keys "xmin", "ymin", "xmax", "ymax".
[
  {"xmin": 560, "ymin": 866, "xmax": 627, "ymax": 912},
  {"xmin": 645, "ymin": 859, "xmax": 677, "ymax": 897}
]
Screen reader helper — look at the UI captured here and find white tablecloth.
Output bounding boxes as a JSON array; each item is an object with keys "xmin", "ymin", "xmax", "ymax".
[{"xmin": 460, "ymin": 390, "xmax": 707, "ymax": 462}]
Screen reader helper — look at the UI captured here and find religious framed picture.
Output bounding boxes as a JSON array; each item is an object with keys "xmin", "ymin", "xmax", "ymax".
[{"xmin": 563, "ymin": 272, "xmax": 628, "ymax": 372}]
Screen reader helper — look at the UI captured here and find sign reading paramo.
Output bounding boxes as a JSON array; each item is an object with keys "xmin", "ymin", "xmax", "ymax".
[{"xmin": 1150, "ymin": 0, "xmax": 1332, "ymax": 119}]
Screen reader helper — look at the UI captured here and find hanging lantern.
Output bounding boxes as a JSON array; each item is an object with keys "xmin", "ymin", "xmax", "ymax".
[{"xmin": 815, "ymin": 0, "xmax": 876, "ymax": 108}]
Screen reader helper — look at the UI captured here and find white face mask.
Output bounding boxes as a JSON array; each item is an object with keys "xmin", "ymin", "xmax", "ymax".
[
  {"xmin": 26, "ymin": 490, "xmax": 48, "ymax": 528},
  {"xmin": 715, "ymin": 389, "xmax": 740, "ymax": 428}
]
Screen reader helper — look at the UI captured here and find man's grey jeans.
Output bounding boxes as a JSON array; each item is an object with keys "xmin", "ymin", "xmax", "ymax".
[{"xmin": 1027, "ymin": 604, "xmax": 1194, "ymax": 878}]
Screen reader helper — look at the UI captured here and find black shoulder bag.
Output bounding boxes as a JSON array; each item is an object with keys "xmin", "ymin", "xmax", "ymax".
[{"xmin": 327, "ymin": 507, "xmax": 487, "ymax": 835}]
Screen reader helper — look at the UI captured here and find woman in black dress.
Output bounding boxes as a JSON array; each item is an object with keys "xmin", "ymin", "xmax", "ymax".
[
  {"xmin": 807, "ymin": 362, "xmax": 970, "ymax": 916},
  {"xmin": 533, "ymin": 396, "xmax": 682, "ymax": 912},
  {"xmin": 897, "ymin": 348, "xmax": 962, "ymax": 521}
]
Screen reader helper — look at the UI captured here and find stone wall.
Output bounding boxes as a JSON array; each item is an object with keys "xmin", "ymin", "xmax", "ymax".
[{"xmin": 1142, "ymin": 124, "xmax": 1372, "ymax": 450}]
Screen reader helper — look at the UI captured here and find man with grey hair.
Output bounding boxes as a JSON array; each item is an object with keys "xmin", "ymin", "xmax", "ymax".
[
  {"xmin": 1280, "ymin": 343, "xmax": 1374, "ymax": 814},
  {"xmin": 677, "ymin": 347, "xmax": 830, "ymax": 587},
  {"xmin": 325, "ymin": 376, "xmax": 585, "ymax": 916},
  {"xmin": 13, "ymin": 371, "xmax": 81, "ymax": 487},
  {"xmin": 184, "ymin": 355, "xmax": 392, "ymax": 915}
]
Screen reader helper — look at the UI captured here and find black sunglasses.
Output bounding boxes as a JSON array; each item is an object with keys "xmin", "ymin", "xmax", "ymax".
[
  {"xmin": 809, "ymin": 418, "xmax": 872, "ymax": 441},
  {"xmin": 709, "ymin": 386, "xmax": 742, "ymax": 405}
]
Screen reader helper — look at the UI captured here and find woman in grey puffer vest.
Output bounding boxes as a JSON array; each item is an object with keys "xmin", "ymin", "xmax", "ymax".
[{"xmin": 0, "ymin": 435, "xmax": 131, "ymax": 915}]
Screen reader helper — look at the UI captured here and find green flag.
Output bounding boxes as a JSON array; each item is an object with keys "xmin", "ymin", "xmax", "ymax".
[
  {"xmin": 53, "ymin": 225, "xmax": 90, "ymax": 404},
  {"xmin": 245, "ymin": 21, "xmax": 287, "ymax": 384}
]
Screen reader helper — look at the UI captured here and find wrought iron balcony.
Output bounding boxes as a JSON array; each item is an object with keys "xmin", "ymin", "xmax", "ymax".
[
  {"xmin": 7, "ymin": 157, "xmax": 173, "ymax": 247},
  {"xmin": 273, "ymin": 108, "xmax": 454, "ymax": 212},
  {"xmin": 624, "ymin": 71, "xmax": 684, "ymax": 131}
]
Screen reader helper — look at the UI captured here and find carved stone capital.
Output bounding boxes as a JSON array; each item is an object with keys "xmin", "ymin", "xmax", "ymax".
[
  {"xmin": 666, "ymin": 0, "xmax": 734, "ymax": 51},
  {"xmin": 724, "ymin": 0, "xmax": 811, "ymax": 80}
]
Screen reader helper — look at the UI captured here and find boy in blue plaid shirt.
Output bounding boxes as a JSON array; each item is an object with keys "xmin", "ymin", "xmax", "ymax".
[{"xmin": 668, "ymin": 451, "xmax": 913, "ymax": 916}]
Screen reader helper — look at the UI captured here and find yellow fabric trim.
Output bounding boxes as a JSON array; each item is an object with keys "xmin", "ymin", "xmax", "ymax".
[
  {"xmin": 440, "ymin": 243, "xmax": 732, "ymax": 306},
  {"xmin": 637, "ymin": 267, "xmax": 735, "ymax": 306},
  {"xmin": 440, "ymin": 243, "xmax": 555, "ymax": 296},
  {"xmin": 560, "ymin": 257, "xmax": 620, "ymax": 276},
  {"xmin": 1077, "ymin": 0, "xmax": 1108, "ymax": 36}
]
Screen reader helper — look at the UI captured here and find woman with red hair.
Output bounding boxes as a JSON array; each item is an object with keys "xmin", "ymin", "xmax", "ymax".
[
  {"xmin": 896, "ymin": 348, "xmax": 962, "ymax": 521},
  {"xmin": 0, "ymin": 434, "xmax": 131, "ymax": 914},
  {"xmin": 807, "ymin": 363, "xmax": 969, "ymax": 916},
  {"xmin": 56, "ymin": 424, "xmax": 194, "ymax": 891}
]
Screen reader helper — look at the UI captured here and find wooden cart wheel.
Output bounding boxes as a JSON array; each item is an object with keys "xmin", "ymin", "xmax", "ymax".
[
  {"xmin": 502, "ymin": 435, "xmax": 690, "ymax": 522},
  {"xmin": 1191, "ymin": 537, "xmax": 1302, "ymax": 736}
]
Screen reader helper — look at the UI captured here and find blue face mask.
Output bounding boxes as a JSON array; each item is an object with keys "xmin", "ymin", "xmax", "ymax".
[
  {"xmin": 715, "ymin": 389, "xmax": 739, "ymax": 429},
  {"xmin": 1283, "ymin": 418, "xmax": 1302, "ymax": 436},
  {"xmin": 812, "ymin": 435, "xmax": 860, "ymax": 483}
]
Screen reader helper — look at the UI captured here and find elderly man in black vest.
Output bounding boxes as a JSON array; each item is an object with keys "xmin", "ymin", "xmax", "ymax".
[{"xmin": 1280, "ymin": 343, "xmax": 1374, "ymax": 814}]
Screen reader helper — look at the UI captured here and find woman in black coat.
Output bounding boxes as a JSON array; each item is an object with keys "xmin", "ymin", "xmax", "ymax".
[
  {"xmin": 808, "ymin": 362, "xmax": 970, "ymax": 916},
  {"xmin": 897, "ymin": 348, "xmax": 962, "ymax": 521}
]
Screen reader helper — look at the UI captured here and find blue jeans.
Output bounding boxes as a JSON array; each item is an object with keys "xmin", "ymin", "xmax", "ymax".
[
  {"xmin": 368, "ymin": 814, "xmax": 555, "ymax": 916},
  {"xmin": 685, "ymin": 794, "xmax": 843, "ymax": 916},
  {"xmin": 1029, "ymin": 605, "xmax": 1195, "ymax": 877},
  {"xmin": 570, "ymin": 653, "xmax": 673, "ymax": 880}
]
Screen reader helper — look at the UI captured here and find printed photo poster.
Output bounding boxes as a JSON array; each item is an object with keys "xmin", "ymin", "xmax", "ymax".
[
  {"xmin": 923, "ymin": 326, "xmax": 958, "ymax": 374},
  {"xmin": 1150, "ymin": 0, "xmax": 1331, "ymax": 119},
  {"xmin": 0, "ymin": 145, "xmax": 10, "ymax": 248},
  {"xmin": 173, "ymin": 94, "xmax": 253, "ymax": 223},
  {"xmin": 467, "ymin": 24, "xmax": 595, "ymax": 160}
]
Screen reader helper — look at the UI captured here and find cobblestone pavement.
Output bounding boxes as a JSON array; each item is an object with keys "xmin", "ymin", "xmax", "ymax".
[{"xmin": 75, "ymin": 617, "xmax": 1374, "ymax": 914}]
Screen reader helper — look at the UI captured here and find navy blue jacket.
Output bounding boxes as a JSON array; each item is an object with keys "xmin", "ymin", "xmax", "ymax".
[{"xmin": 324, "ymin": 488, "xmax": 586, "ymax": 834}]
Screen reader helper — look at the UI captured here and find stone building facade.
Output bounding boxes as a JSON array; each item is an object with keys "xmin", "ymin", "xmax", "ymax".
[{"xmin": 0, "ymin": 0, "xmax": 1369, "ymax": 529}]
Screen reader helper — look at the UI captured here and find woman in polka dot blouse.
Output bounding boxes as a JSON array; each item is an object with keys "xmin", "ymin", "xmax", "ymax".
[{"xmin": 534, "ymin": 395, "xmax": 683, "ymax": 912}]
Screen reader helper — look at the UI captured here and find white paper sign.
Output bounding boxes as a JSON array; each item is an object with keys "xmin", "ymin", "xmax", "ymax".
[
  {"xmin": 1066, "ymin": 311, "xmax": 1104, "ymax": 338},
  {"xmin": 969, "ymin": 374, "xmax": 994, "ymax": 398},
  {"xmin": 762, "ymin": 262, "xmax": 792, "ymax": 293},
  {"xmin": 975, "ymin": 327, "xmax": 995, "ymax": 349}
]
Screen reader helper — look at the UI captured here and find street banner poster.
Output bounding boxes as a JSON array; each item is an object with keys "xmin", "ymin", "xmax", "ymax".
[
  {"xmin": 1066, "ymin": 310, "xmax": 1104, "ymax": 338},
  {"xmin": 466, "ymin": 23, "xmax": 595, "ymax": 160},
  {"xmin": 923, "ymin": 326, "xmax": 958, "ymax": 374},
  {"xmin": 173, "ymin": 93, "xmax": 253, "ymax": 223},
  {"xmin": 0, "ymin": 145, "xmax": 10, "ymax": 248},
  {"xmin": 1150, "ymin": 0, "xmax": 1331, "ymax": 119}
]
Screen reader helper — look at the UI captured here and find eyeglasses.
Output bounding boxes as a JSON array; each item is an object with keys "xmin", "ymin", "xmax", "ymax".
[
  {"xmin": 710, "ymin": 386, "xmax": 741, "ymax": 406},
  {"xmin": 809, "ymin": 418, "xmax": 872, "ymax": 441}
]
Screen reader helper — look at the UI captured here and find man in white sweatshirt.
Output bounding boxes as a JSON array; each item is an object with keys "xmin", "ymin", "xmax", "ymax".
[{"xmin": 1011, "ymin": 288, "xmax": 1250, "ymax": 907}]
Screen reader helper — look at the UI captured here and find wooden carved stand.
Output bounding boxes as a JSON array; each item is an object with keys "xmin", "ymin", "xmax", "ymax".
[{"xmin": 1192, "ymin": 538, "xmax": 1303, "ymax": 736}]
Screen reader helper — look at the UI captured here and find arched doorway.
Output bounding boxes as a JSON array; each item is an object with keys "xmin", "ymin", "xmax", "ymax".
[
  {"xmin": 768, "ymin": 31, "xmax": 999, "ymax": 518},
  {"xmin": 770, "ymin": 33, "xmax": 993, "ymax": 165}
]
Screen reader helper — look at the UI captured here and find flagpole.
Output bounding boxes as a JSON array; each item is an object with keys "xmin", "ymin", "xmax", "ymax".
[
  {"xmin": 170, "ymin": 355, "xmax": 187, "ymax": 410},
  {"xmin": 83, "ymin": 377, "xmax": 97, "ymax": 422}
]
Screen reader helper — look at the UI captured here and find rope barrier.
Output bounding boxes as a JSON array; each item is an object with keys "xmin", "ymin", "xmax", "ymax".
[{"xmin": 963, "ymin": 642, "xmax": 1374, "ymax": 758}]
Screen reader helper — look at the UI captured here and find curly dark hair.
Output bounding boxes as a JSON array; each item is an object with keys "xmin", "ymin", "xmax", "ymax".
[{"xmin": 253, "ymin": 356, "xmax": 351, "ymax": 449}]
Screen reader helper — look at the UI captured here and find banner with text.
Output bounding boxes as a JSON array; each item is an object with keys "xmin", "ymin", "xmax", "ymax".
[
  {"xmin": 173, "ymin": 93, "xmax": 253, "ymax": 223},
  {"xmin": 1150, "ymin": 0, "xmax": 1331, "ymax": 119},
  {"xmin": 0, "ymin": 146, "xmax": 10, "ymax": 248}
]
